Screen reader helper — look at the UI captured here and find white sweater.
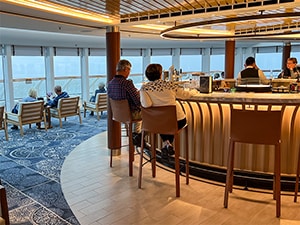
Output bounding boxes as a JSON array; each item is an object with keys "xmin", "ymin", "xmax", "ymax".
[{"xmin": 140, "ymin": 80, "xmax": 196, "ymax": 121}]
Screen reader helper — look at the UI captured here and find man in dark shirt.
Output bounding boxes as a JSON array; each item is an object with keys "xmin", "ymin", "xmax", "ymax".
[
  {"xmin": 46, "ymin": 85, "xmax": 69, "ymax": 108},
  {"xmin": 107, "ymin": 59, "xmax": 143, "ymax": 147}
]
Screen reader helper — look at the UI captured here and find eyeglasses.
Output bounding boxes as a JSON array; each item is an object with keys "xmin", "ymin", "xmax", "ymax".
[{"xmin": 125, "ymin": 66, "xmax": 131, "ymax": 71}]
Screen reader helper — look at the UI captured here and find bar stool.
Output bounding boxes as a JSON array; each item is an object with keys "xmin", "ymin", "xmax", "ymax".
[
  {"xmin": 109, "ymin": 98, "xmax": 142, "ymax": 176},
  {"xmin": 0, "ymin": 183, "xmax": 10, "ymax": 225},
  {"xmin": 295, "ymin": 145, "xmax": 300, "ymax": 202},
  {"xmin": 223, "ymin": 104, "xmax": 284, "ymax": 218},
  {"xmin": 138, "ymin": 105, "xmax": 189, "ymax": 197}
]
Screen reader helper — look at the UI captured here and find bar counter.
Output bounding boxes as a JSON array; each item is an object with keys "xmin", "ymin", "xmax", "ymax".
[{"xmin": 177, "ymin": 92, "xmax": 300, "ymax": 176}]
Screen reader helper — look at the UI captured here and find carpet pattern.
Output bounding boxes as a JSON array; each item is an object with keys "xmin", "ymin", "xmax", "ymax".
[{"xmin": 0, "ymin": 113, "xmax": 107, "ymax": 225}]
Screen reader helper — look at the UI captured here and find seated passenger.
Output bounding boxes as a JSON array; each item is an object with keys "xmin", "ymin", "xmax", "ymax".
[
  {"xmin": 46, "ymin": 85, "xmax": 69, "ymax": 108},
  {"xmin": 237, "ymin": 56, "xmax": 269, "ymax": 85},
  {"xmin": 278, "ymin": 57, "xmax": 300, "ymax": 79},
  {"xmin": 107, "ymin": 59, "xmax": 144, "ymax": 148},
  {"xmin": 140, "ymin": 63, "xmax": 198, "ymax": 159},
  {"xmin": 90, "ymin": 82, "xmax": 106, "ymax": 103},
  {"xmin": 89, "ymin": 82, "xmax": 106, "ymax": 116},
  {"xmin": 11, "ymin": 88, "xmax": 38, "ymax": 129}
]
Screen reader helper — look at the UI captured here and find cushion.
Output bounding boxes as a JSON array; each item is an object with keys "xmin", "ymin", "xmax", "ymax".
[
  {"xmin": 0, "ymin": 217, "xmax": 5, "ymax": 225},
  {"xmin": 6, "ymin": 112, "xmax": 19, "ymax": 122}
]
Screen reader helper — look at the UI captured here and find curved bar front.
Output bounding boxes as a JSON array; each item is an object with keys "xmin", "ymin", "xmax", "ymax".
[{"xmin": 178, "ymin": 92, "xmax": 300, "ymax": 175}]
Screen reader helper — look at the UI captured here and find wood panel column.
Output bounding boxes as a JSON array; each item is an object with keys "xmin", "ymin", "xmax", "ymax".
[
  {"xmin": 106, "ymin": 26, "xmax": 121, "ymax": 154},
  {"xmin": 225, "ymin": 40, "xmax": 235, "ymax": 79},
  {"xmin": 282, "ymin": 42, "xmax": 291, "ymax": 70}
]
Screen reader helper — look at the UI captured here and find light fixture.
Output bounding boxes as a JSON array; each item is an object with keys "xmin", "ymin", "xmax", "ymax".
[
  {"xmin": 161, "ymin": 12, "xmax": 300, "ymax": 40},
  {"xmin": 133, "ymin": 24, "xmax": 233, "ymax": 35},
  {"xmin": 3, "ymin": 0, "xmax": 115, "ymax": 24}
]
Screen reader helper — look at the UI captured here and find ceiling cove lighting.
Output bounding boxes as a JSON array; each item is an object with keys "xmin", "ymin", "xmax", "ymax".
[{"xmin": 3, "ymin": 0, "xmax": 114, "ymax": 23}]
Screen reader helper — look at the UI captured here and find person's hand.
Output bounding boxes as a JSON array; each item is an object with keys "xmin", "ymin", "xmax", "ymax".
[{"xmin": 46, "ymin": 91, "xmax": 52, "ymax": 98}]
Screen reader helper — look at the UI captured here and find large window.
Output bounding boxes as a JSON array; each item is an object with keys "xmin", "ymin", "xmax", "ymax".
[
  {"xmin": 88, "ymin": 56, "xmax": 107, "ymax": 96},
  {"xmin": 123, "ymin": 56, "xmax": 143, "ymax": 87},
  {"xmin": 180, "ymin": 55, "xmax": 202, "ymax": 73},
  {"xmin": 255, "ymin": 52, "xmax": 282, "ymax": 78},
  {"xmin": 210, "ymin": 55, "xmax": 224, "ymax": 72},
  {"xmin": 0, "ymin": 58, "xmax": 4, "ymax": 105},
  {"xmin": 11, "ymin": 56, "xmax": 45, "ymax": 99},
  {"xmin": 151, "ymin": 56, "xmax": 172, "ymax": 72},
  {"xmin": 291, "ymin": 52, "xmax": 300, "ymax": 64},
  {"xmin": 53, "ymin": 56, "xmax": 81, "ymax": 96},
  {"xmin": 89, "ymin": 56, "xmax": 106, "ymax": 75},
  {"xmin": 180, "ymin": 55, "xmax": 202, "ymax": 80}
]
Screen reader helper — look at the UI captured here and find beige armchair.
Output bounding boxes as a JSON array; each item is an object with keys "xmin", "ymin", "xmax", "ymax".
[
  {"xmin": 5, "ymin": 101, "xmax": 46, "ymax": 136},
  {"xmin": 50, "ymin": 96, "xmax": 82, "ymax": 128},
  {"xmin": 0, "ymin": 184, "xmax": 10, "ymax": 225},
  {"xmin": 83, "ymin": 93, "xmax": 107, "ymax": 120},
  {"xmin": 0, "ymin": 106, "xmax": 8, "ymax": 140}
]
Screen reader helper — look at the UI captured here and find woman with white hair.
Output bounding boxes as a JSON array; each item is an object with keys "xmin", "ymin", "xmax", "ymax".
[{"xmin": 11, "ymin": 88, "xmax": 38, "ymax": 129}]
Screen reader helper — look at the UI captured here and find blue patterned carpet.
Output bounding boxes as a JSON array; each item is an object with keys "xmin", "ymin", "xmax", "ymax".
[{"xmin": 0, "ymin": 112, "xmax": 107, "ymax": 225}]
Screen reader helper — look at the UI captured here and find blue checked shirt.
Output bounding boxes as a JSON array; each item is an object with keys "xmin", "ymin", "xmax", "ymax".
[{"xmin": 107, "ymin": 75, "xmax": 141, "ymax": 112}]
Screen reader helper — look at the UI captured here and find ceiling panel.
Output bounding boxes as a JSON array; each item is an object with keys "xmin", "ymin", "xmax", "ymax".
[{"xmin": 0, "ymin": 0, "xmax": 299, "ymax": 44}]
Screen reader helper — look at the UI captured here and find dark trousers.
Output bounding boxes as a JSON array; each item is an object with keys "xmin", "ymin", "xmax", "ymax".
[{"xmin": 160, "ymin": 118, "xmax": 187, "ymax": 143}]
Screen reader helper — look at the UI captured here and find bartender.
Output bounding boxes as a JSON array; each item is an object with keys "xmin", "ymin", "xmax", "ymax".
[
  {"xmin": 237, "ymin": 56, "xmax": 269, "ymax": 85},
  {"xmin": 278, "ymin": 57, "xmax": 300, "ymax": 79}
]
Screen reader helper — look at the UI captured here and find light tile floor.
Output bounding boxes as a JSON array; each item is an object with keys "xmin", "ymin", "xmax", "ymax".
[{"xmin": 61, "ymin": 132, "xmax": 300, "ymax": 225}]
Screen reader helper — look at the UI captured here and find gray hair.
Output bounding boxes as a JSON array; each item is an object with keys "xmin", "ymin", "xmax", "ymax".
[
  {"xmin": 28, "ymin": 88, "xmax": 37, "ymax": 98},
  {"xmin": 98, "ymin": 82, "xmax": 105, "ymax": 89},
  {"xmin": 54, "ymin": 85, "xmax": 62, "ymax": 93},
  {"xmin": 116, "ymin": 59, "xmax": 131, "ymax": 71}
]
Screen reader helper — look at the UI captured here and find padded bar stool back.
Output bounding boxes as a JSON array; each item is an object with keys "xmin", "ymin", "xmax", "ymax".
[
  {"xmin": 138, "ymin": 105, "xmax": 189, "ymax": 197},
  {"xmin": 224, "ymin": 104, "xmax": 283, "ymax": 217},
  {"xmin": 295, "ymin": 145, "xmax": 300, "ymax": 202},
  {"xmin": 0, "ymin": 183, "xmax": 10, "ymax": 225},
  {"xmin": 109, "ymin": 98, "xmax": 140, "ymax": 176}
]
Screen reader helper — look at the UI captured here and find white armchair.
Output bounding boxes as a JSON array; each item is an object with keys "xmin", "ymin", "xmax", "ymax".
[
  {"xmin": 49, "ymin": 96, "xmax": 82, "ymax": 128},
  {"xmin": 0, "ymin": 106, "xmax": 8, "ymax": 141},
  {"xmin": 5, "ymin": 101, "xmax": 46, "ymax": 136},
  {"xmin": 83, "ymin": 93, "xmax": 107, "ymax": 120}
]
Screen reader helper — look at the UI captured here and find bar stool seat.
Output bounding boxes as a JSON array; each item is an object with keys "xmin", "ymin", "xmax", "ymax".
[
  {"xmin": 223, "ymin": 104, "xmax": 284, "ymax": 218},
  {"xmin": 138, "ymin": 105, "xmax": 189, "ymax": 197},
  {"xmin": 109, "ymin": 98, "xmax": 141, "ymax": 176}
]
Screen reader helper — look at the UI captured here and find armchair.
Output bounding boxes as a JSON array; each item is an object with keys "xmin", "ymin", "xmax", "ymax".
[
  {"xmin": 0, "ymin": 106, "xmax": 8, "ymax": 140},
  {"xmin": 49, "ymin": 96, "xmax": 82, "ymax": 128},
  {"xmin": 83, "ymin": 93, "xmax": 107, "ymax": 120},
  {"xmin": 5, "ymin": 101, "xmax": 46, "ymax": 136}
]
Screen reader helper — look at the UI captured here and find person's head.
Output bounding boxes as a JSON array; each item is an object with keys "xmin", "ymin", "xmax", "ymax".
[
  {"xmin": 286, "ymin": 57, "xmax": 298, "ymax": 70},
  {"xmin": 54, "ymin": 85, "xmax": 62, "ymax": 95},
  {"xmin": 245, "ymin": 56, "xmax": 256, "ymax": 67},
  {"xmin": 28, "ymin": 88, "xmax": 37, "ymax": 99},
  {"xmin": 145, "ymin": 64, "xmax": 163, "ymax": 81},
  {"xmin": 98, "ymin": 82, "xmax": 105, "ymax": 89},
  {"xmin": 116, "ymin": 59, "xmax": 132, "ymax": 78}
]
